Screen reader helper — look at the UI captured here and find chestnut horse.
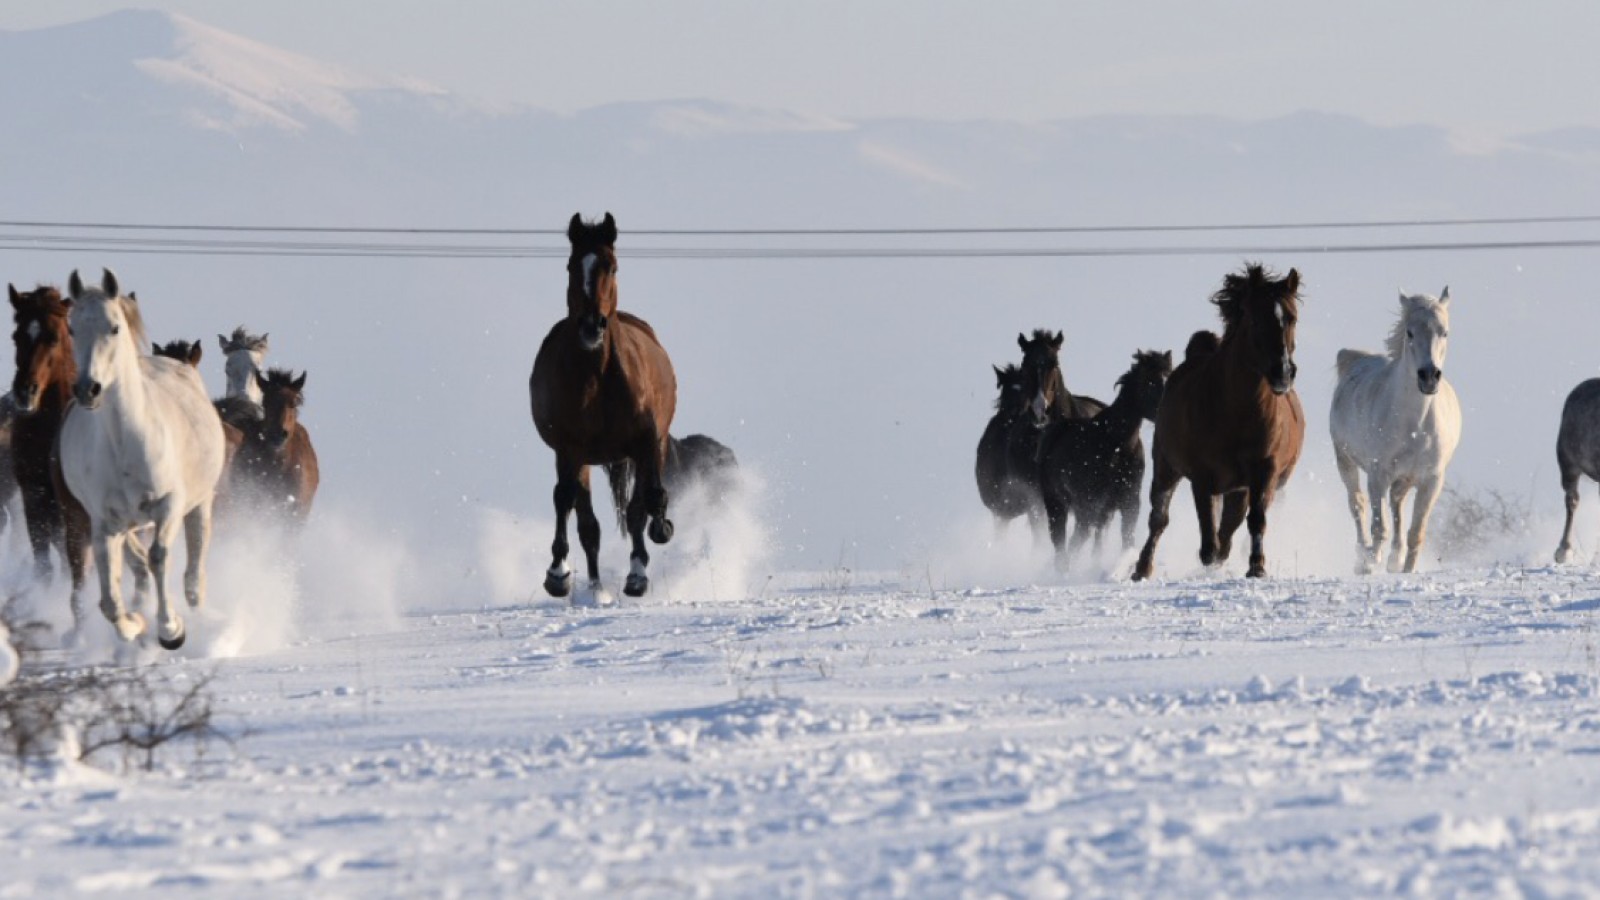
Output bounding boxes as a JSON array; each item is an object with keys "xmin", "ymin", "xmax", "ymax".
[
  {"xmin": 530, "ymin": 212, "xmax": 676, "ymax": 600},
  {"xmin": 224, "ymin": 368, "xmax": 319, "ymax": 525},
  {"xmin": 9, "ymin": 284, "xmax": 79, "ymax": 577},
  {"xmin": 1133, "ymin": 265, "xmax": 1305, "ymax": 580}
]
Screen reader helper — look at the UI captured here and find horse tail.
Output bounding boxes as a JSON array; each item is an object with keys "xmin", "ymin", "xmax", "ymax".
[
  {"xmin": 1184, "ymin": 330, "xmax": 1220, "ymax": 364},
  {"xmin": 603, "ymin": 460, "xmax": 634, "ymax": 536},
  {"xmin": 1335, "ymin": 348, "xmax": 1376, "ymax": 380}
]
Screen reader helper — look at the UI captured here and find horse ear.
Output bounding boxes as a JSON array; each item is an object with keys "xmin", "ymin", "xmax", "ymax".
[
  {"xmin": 1284, "ymin": 268, "xmax": 1300, "ymax": 294},
  {"xmin": 292, "ymin": 371, "xmax": 307, "ymax": 391},
  {"xmin": 599, "ymin": 212, "xmax": 617, "ymax": 245},
  {"xmin": 992, "ymin": 364, "xmax": 1004, "ymax": 386},
  {"xmin": 1438, "ymin": 286, "xmax": 1450, "ymax": 305},
  {"xmin": 151, "ymin": 342, "xmax": 160, "ymax": 355},
  {"xmin": 188, "ymin": 342, "xmax": 203, "ymax": 366},
  {"xmin": 101, "ymin": 269, "xmax": 119, "ymax": 299},
  {"xmin": 567, "ymin": 213, "xmax": 584, "ymax": 243},
  {"xmin": 1051, "ymin": 331, "xmax": 1064, "ymax": 351},
  {"xmin": 7, "ymin": 284, "xmax": 18, "ymax": 308},
  {"xmin": 260, "ymin": 333, "xmax": 269, "ymax": 351},
  {"xmin": 1017, "ymin": 333, "xmax": 1028, "ymax": 352},
  {"xmin": 68, "ymin": 270, "xmax": 84, "ymax": 299},
  {"xmin": 218, "ymin": 334, "xmax": 229, "ymax": 351}
]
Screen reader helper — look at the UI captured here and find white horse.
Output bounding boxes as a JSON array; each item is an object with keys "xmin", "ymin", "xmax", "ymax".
[
  {"xmin": 59, "ymin": 270, "xmax": 226, "ymax": 649},
  {"xmin": 217, "ymin": 326, "xmax": 269, "ymax": 404},
  {"xmin": 1331, "ymin": 289, "xmax": 1462, "ymax": 573}
]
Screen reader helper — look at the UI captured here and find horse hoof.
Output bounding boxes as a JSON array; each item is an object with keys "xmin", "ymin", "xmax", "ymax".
[
  {"xmin": 1246, "ymin": 564, "xmax": 1266, "ymax": 579},
  {"xmin": 544, "ymin": 569, "xmax": 574, "ymax": 598},
  {"xmin": 624, "ymin": 574, "xmax": 649, "ymax": 597},
  {"xmin": 115, "ymin": 612, "xmax": 147, "ymax": 642},
  {"xmin": 1556, "ymin": 546, "xmax": 1572, "ymax": 565},
  {"xmin": 648, "ymin": 518, "xmax": 674, "ymax": 545},
  {"xmin": 158, "ymin": 622, "xmax": 187, "ymax": 651}
]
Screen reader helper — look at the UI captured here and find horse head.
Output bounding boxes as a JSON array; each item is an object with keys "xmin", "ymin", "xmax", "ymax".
[
  {"xmin": 992, "ymin": 363, "xmax": 1027, "ymax": 416},
  {"xmin": 218, "ymin": 325, "xmax": 268, "ymax": 401},
  {"xmin": 1397, "ymin": 288, "xmax": 1451, "ymax": 395},
  {"xmin": 1214, "ymin": 264, "xmax": 1300, "ymax": 395},
  {"xmin": 254, "ymin": 367, "xmax": 307, "ymax": 454},
  {"xmin": 154, "ymin": 338, "xmax": 204, "ymax": 368},
  {"xmin": 8, "ymin": 283, "xmax": 73, "ymax": 415},
  {"xmin": 1017, "ymin": 329, "xmax": 1065, "ymax": 426},
  {"xmin": 1119, "ymin": 349, "xmax": 1174, "ymax": 422},
  {"xmin": 566, "ymin": 212, "xmax": 620, "ymax": 352},
  {"xmin": 65, "ymin": 269, "xmax": 144, "ymax": 410}
]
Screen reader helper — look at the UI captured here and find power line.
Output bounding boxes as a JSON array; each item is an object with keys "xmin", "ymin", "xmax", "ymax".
[
  {"xmin": 5, "ymin": 237, "xmax": 1600, "ymax": 260},
  {"xmin": 4, "ymin": 213, "xmax": 1600, "ymax": 237}
]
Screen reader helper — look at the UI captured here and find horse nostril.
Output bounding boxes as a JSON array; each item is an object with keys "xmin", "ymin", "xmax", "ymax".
[{"xmin": 89, "ymin": 382, "xmax": 102, "ymax": 398}]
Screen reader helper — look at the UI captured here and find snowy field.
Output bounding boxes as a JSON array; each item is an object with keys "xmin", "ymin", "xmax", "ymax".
[{"xmin": 7, "ymin": 549, "xmax": 1600, "ymax": 896}]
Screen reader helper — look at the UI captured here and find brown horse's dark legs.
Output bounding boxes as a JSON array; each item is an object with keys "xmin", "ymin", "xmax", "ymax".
[
  {"xmin": 1133, "ymin": 458, "xmax": 1179, "ymax": 581},
  {"xmin": 1043, "ymin": 490, "xmax": 1070, "ymax": 571},
  {"xmin": 61, "ymin": 492, "xmax": 91, "ymax": 644},
  {"xmin": 1245, "ymin": 470, "xmax": 1276, "ymax": 578},
  {"xmin": 544, "ymin": 460, "xmax": 581, "ymax": 598},
  {"xmin": 19, "ymin": 484, "xmax": 59, "ymax": 580},
  {"xmin": 573, "ymin": 478, "xmax": 603, "ymax": 588},
  {"xmin": 623, "ymin": 487, "xmax": 652, "ymax": 597},
  {"xmin": 1216, "ymin": 492, "xmax": 1247, "ymax": 562},
  {"xmin": 1556, "ymin": 467, "xmax": 1582, "ymax": 563},
  {"xmin": 1192, "ymin": 483, "xmax": 1220, "ymax": 566}
]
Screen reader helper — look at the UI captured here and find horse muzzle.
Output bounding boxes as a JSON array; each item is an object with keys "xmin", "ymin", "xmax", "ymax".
[
  {"xmin": 579, "ymin": 315, "xmax": 607, "ymax": 351},
  {"xmin": 1267, "ymin": 362, "xmax": 1297, "ymax": 396},
  {"xmin": 73, "ymin": 379, "xmax": 103, "ymax": 409},
  {"xmin": 1417, "ymin": 367, "xmax": 1442, "ymax": 395},
  {"xmin": 12, "ymin": 383, "xmax": 40, "ymax": 415}
]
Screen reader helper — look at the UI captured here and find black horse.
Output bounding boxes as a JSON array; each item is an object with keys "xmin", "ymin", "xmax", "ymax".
[
  {"xmin": 663, "ymin": 433, "xmax": 741, "ymax": 505},
  {"xmin": 975, "ymin": 364, "xmax": 1036, "ymax": 530},
  {"xmin": 1038, "ymin": 350, "xmax": 1172, "ymax": 570}
]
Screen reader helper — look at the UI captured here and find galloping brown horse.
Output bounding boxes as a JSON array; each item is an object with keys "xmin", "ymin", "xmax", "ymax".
[
  {"xmin": 1132, "ymin": 265, "xmax": 1305, "ymax": 581},
  {"xmin": 221, "ymin": 368, "xmax": 318, "ymax": 525},
  {"xmin": 530, "ymin": 212, "xmax": 677, "ymax": 600},
  {"xmin": 9, "ymin": 284, "xmax": 78, "ymax": 577}
]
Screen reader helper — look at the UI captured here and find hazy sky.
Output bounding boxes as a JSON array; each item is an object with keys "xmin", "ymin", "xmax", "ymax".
[{"xmin": 5, "ymin": 2, "xmax": 1597, "ymax": 137}]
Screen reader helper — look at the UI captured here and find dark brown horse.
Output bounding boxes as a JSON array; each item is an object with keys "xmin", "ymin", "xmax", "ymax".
[
  {"xmin": 974, "ymin": 363, "xmax": 1034, "ymax": 529},
  {"xmin": 222, "ymin": 368, "xmax": 318, "ymax": 525},
  {"xmin": 1133, "ymin": 265, "xmax": 1306, "ymax": 580},
  {"xmin": 530, "ymin": 212, "xmax": 677, "ymax": 600},
  {"xmin": 9, "ymin": 284, "xmax": 77, "ymax": 577}
]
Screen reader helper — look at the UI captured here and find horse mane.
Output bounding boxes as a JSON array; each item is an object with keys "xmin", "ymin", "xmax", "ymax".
[
  {"xmin": 225, "ymin": 326, "xmax": 269, "ymax": 353},
  {"xmin": 1210, "ymin": 263, "xmax": 1299, "ymax": 337},
  {"xmin": 118, "ymin": 294, "xmax": 149, "ymax": 350},
  {"xmin": 1116, "ymin": 350, "xmax": 1174, "ymax": 389},
  {"xmin": 13, "ymin": 285, "xmax": 67, "ymax": 319},
  {"xmin": 261, "ymin": 367, "xmax": 307, "ymax": 401}
]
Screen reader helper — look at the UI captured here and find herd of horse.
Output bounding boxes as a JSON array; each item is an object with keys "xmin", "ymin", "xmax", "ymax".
[
  {"xmin": 13, "ymin": 211, "xmax": 1600, "ymax": 648},
  {"xmin": 973, "ymin": 262, "xmax": 1600, "ymax": 581},
  {"xmin": 0, "ymin": 274, "xmax": 317, "ymax": 649}
]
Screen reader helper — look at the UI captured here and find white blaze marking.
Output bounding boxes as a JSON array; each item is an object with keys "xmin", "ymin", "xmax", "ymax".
[
  {"xmin": 26, "ymin": 321, "xmax": 39, "ymax": 340},
  {"xmin": 581, "ymin": 253, "xmax": 597, "ymax": 299}
]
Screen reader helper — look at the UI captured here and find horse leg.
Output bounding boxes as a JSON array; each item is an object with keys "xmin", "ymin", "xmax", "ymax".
[
  {"xmin": 20, "ymin": 484, "xmax": 57, "ymax": 581},
  {"xmin": 1365, "ymin": 468, "xmax": 1390, "ymax": 574},
  {"xmin": 1064, "ymin": 518, "xmax": 1092, "ymax": 573},
  {"xmin": 122, "ymin": 530, "xmax": 152, "ymax": 613},
  {"xmin": 1335, "ymin": 447, "xmax": 1371, "ymax": 571},
  {"xmin": 145, "ymin": 497, "xmax": 187, "ymax": 650},
  {"xmin": 1192, "ymin": 482, "xmax": 1220, "ymax": 567},
  {"xmin": 543, "ymin": 457, "xmax": 581, "ymax": 598},
  {"xmin": 1132, "ymin": 455, "xmax": 1179, "ymax": 582},
  {"xmin": 94, "ymin": 529, "xmax": 144, "ymax": 642},
  {"xmin": 61, "ymin": 495, "xmax": 92, "ymax": 647},
  {"xmin": 1386, "ymin": 479, "xmax": 1411, "ymax": 574},
  {"xmin": 1119, "ymin": 489, "xmax": 1140, "ymax": 555},
  {"xmin": 623, "ymin": 476, "xmax": 653, "ymax": 598},
  {"xmin": 645, "ymin": 440, "xmax": 674, "ymax": 546},
  {"xmin": 1043, "ymin": 487, "xmax": 1070, "ymax": 571},
  {"xmin": 182, "ymin": 502, "xmax": 213, "ymax": 608},
  {"xmin": 1216, "ymin": 491, "xmax": 1247, "ymax": 562},
  {"xmin": 573, "ymin": 469, "xmax": 605, "ymax": 594},
  {"xmin": 1403, "ymin": 476, "xmax": 1444, "ymax": 574},
  {"xmin": 1245, "ymin": 468, "xmax": 1279, "ymax": 579},
  {"xmin": 1556, "ymin": 466, "xmax": 1581, "ymax": 564}
]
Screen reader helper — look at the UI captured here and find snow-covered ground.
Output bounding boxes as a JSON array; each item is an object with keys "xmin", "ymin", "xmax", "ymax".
[{"xmin": 6, "ymin": 555, "xmax": 1600, "ymax": 896}]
